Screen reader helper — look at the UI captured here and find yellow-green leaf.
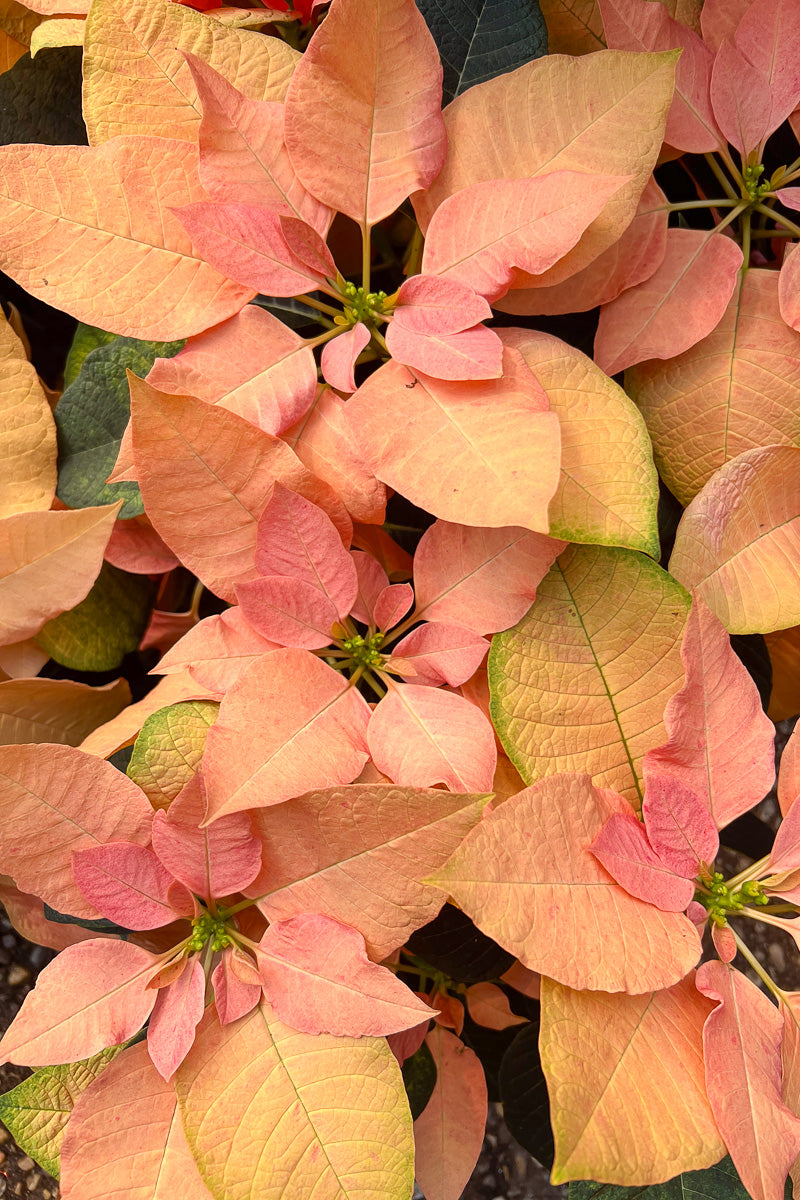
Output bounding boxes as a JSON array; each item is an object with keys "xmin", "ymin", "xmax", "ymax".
[
  {"xmin": 489, "ymin": 544, "xmax": 689, "ymax": 803},
  {"xmin": 176, "ymin": 1001, "xmax": 414, "ymax": 1200},
  {"xmin": 502, "ymin": 328, "xmax": 659, "ymax": 556},
  {"xmin": 127, "ymin": 699, "xmax": 219, "ymax": 810}
]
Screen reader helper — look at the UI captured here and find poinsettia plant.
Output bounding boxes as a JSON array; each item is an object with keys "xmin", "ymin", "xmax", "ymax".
[{"xmin": 3, "ymin": 0, "xmax": 800, "ymax": 1197}]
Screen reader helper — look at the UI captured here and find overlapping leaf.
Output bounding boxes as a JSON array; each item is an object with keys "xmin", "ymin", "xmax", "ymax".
[
  {"xmin": 415, "ymin": 49, "xmax": 677, "ymax": 289},
  {"xmin": 59, "ymin": 1042, "xmax": 212, "ymax": 1199},
  {"xmin": 0, "ymin": 743, "xmax": 153, "ymax": 916},
  {"xmin": 697, "ymin": 960, "xmax": 800, "ymax": 1200},
  {"xmin": 247, "ymin": 783, "xmax": 490, "ymax": 960},
  {"xmin": 0, "ymin": 308, "xmax": 55, "ymax": 518},
  {"xmin": 0, "ymin": 137, "xmax": 254, "ymax": 339},
  {"xmin": 412, "ymin": 519, "xmax": 564, "ymax": 634},
  {"xmin": 541, "ymin": 975, "xmax": 724, "ymax": 1185},
  {"xmin": 82, "ymin": 0, "xmax": 298, "ymax": 143},
  {"xmin": 413, "ymin": 1026, "xmax": 488, "ymax": 1200},
  {"xmin": 627, "ymin": 269, "xmax": 800, "ymax": 506},
  {"xmin": 489, "ymin": 544, "xmax": 689, "ymax": 803},
  {"xmin": 594, "ymin": 229, "xmax": 743, "ymax": 375},
  {"xmin": 0, "ymin": 677, "xmax": 130, "ymax": 747},
  {"xmin": 0, "ymin": 503, "xmax": 120, "ymax": 648},
  {"xmin": 283, "ymin": 0, "xmax": 446, "ymax": 228},
  {"xmin": 128, "ymin": 378, "xmax": 349, "ymax": 603},
  {"xmin": 669, "ymin": 445, "xmax": 800, "ymax": 634},
  {"xmin": 502, "ymin": 328, "xmax": 660, "ymax": 554},
  {"xmin": 643, "ymin": 599, "xmax": 775, "ymax": 828},
  {"xmin": 176, "ymin": 1002, "xmax": 414, "ymax": 1200},
  {"xmin": 202, "ymin": 650, "xmax": 371, "ymax": 818},
  {"xmin": 428, "ymin": 774, "xmax": 702, "ymax": 993},
  {"xmin": 0, "ymin": 1047, "xmax": 121, "ymax": 1182},
  {"xmin": 346, "ymin": 350, "xmax": 561, "ymax": 533}
]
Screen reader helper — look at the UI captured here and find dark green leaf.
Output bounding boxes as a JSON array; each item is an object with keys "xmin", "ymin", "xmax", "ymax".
[
  {"xmin": 414, "ymin": 0, "xmax": 547, "ymax": 104},
  {"xmin": 406, "ymin": 904, "xmax": 515, "ymax": 983},
  {"xmin": 63, "ymin": 323, "xmax": 118, "ymax": 389},
  {"xmin": 36, "ymin": 563, "xmax": 156, "ymax": 672},
  {"xmin": 42, "ymin": 904, "xmax": 131, "ymax": 937},
  {"xmin": 55, "ymin": 335, "xmax": 183, "ymax": 517},
  {"xmin": 402, "ymin": 1041, "xmax": 437, "ymax": 1120},
  {"xmin": 108, "ymin": 744, "xmax": 135, "ymax": 774},
  {"xmin": 498, "ymin": 1019, "xmax": 553, "ymax": 1168},
  {"xmin": 0, "ymin": 48, "xmax": 86, "ymax": 146},
  {"xmin": 568, "ymin": 1156, "xmax": 791, "ymax": 1199}
]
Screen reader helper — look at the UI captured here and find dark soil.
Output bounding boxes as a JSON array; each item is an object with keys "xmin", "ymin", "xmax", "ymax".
[{"xmin": 0, "ymin": 914, "xmax": 58, "ymax": 1198}]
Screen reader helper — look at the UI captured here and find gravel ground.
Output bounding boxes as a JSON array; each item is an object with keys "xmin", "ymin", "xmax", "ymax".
[{"xmin": 0, "ymin": 915, "xmax": 58, "ymax": 1198}]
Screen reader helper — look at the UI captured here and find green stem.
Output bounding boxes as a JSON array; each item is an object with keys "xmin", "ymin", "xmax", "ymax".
[
  {"xmin": 219, "ymin": 894, "xmax": 263, "ymax": 918},
  {"xmin": 363, "ymin": 669, "xmax": 386, "ymax": 698},
  {"xmin": 404, "ymin": 223, "xmax": 424, "ymax": 277},
  {"xmin": 361, "ymin": 222, "xmax": 371, "ymax": 294},
  {"xmin": 663, "ymin": 198, "xmax": 739, "ymax": 212},
  {"xmin": 727, "ymin": 853, "xmax": 771, "ymax": 890},
  {"xmin": 306, "ymin": 326, "xmax": 345, "ymax": 352},
  {"xmin": 297, "ymin": 293, "xmax": 343, "ymax": 318},
  {"xmin": 718, "ymin": 144, "xmax": 745, "ymax": 188},
  {"xmin": 732, "ymin": 929, "xmax": 786, "ymax": 1003},
  {"xmin": 756, "ymin": 202, "xmax": 800, "ymax": 239},
  {"xmin": 741, "ymin": 210, "xmax": 752, "ymax": 269},
  {"xmin": 749, "ymin": 229, "xmax": 795, "ymax": 239},
  {"xmin": 704, "ymin": 152, "xmax": 739, "ymax": 200}
]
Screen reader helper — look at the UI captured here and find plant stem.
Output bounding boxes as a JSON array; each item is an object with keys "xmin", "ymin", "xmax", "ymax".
[
  {"xmin": 718, "ymin": 144, "xmax": 745, "ymax": 188},
  {"xmin": 732, "ymin": 929, "xmax": 786, "ymax": 1003},
  {"xmin": 756, "ymin": 203, "xmax": 800, "ymax": 239},
  {"xmin": 663, "ymin": 198, "xmax": 740, "ymax": 212},
  {"xmin": 727, "ymin": 853, "xmax": 771, "ymax": 890},
  {"xmin": 404, "ymin": 223, "xmax": 424, "ymax": 277},
  {"xmin": 306, "ymin": 326, "xmax": 345, "ymax": 352},
  {"xmin": 361, "ymin": 222, "xmax": 371, "ymax": 293},
  {"xmin": 704, "ymin": 152, "xmax": 739, "ymax": 200},
  {"xmin": 741, "ymin": 210, "xmax": 752, "ymax": 268},
  {"xmin": 297, "ymin": 293, "xmax": 343, "ymax": 318}
]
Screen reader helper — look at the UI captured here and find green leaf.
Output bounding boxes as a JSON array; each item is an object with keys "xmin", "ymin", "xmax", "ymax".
[
  {"xmin": 0, "ymin": 48, "xmax": 86, "ymax": 147},
  {"xmin": 127, "ymin": 699, "xmax": 219, "ymax": 809},
  {"xmin": 498, "ymin": 1021, "xmax": 553, "ymax": 1169},
  {"xmin": 568, "ymin": 1155, "xmax": 792, "ymax": 1199},
  {"xmin": 401, "ymin": 1041, "xmax": 437, "ymax": 1121},
  {"xmin": 55, "ymin": 334, "xmax": 183, "ymax": 517},
  {"xmin": 42, "ymin": 902, "xmax": 132, "ymax": 936},
  {"xmin": 415, "ymin": 0, "xmax": 547, "ymax": 104},
  {"xmin": 35, "ymin": 562, "xmax": 156, "ymax": 671},
  {"xmin": 0, "ymin": 1047, "xmax": 122, "ymax": 1179},
  {"xmin": 63, "ymin": 323, "xmax": 118, "ymax": 389},
  {"xmin": 488, "ymin": 545, "xmax": 690, "ymax": 804}
]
